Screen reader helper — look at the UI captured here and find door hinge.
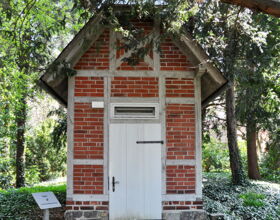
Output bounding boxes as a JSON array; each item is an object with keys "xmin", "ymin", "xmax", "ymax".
[{"xmin": 136, "ymin": 141, "xmax": 164, "ymax": 144}]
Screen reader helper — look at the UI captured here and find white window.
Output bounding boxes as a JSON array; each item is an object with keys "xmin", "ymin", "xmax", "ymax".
[{"xmin": 111, "ymin": 103, "xmax": 159, "ymax": 119}]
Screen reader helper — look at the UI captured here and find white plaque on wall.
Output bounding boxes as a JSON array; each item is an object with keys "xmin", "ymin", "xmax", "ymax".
[{"xmin": 92, "ymin": 101, "xmax": 104, "ymax": 108}]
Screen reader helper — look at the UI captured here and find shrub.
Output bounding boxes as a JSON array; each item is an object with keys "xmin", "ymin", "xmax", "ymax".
[
  {"xmin": 0, "ymin": 184, "xmax": 66, "ymax": 220},
  {"xmin": 202, "ymin": 138, "xmax": 230, "ymax": 172},
  {"xmin": 260, "ymin": 134, "xmax": 280, "ymax": 183},
  {"xmin": 25, "ymin": 119, "xmax": 67, "ymax": 184},
  {"xmin": 0, "ymin": 156, "xmax": 14, "ymax": 189},
  {"xmin": 238, "ymin": 140, "xmax": 248, "ymax": 172}
]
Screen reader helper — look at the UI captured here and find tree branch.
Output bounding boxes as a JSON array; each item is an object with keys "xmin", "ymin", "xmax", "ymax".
[{"xmin": 220, "ymin": 0, "xmax": 280, "ymax": 17}]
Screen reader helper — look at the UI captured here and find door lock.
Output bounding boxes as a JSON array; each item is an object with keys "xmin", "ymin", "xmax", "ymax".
[{"xmin": 112, "ymin": 176, "xmax": 120, "ymax": 192}]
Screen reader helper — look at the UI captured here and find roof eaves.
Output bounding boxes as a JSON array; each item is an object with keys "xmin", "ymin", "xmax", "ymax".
[
  {"xmin": 202, "ymin": 80, "xmax": 230, "ymax": 108},
  {"xmin": 39, "ymin": 11, "xmax": 105, "ymax": 104},
  {"xmin": 180, "ymin": 31, "xmax": 227, "ymax": 85},
  {"xmin": 38, "ymin": 78, "xmax": 67, "ymax": 107}
]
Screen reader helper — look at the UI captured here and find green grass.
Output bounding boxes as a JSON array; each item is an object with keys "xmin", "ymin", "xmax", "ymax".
[{"xmin": 0, "ymin": 184, "xmax": 66, "ymax": 194}]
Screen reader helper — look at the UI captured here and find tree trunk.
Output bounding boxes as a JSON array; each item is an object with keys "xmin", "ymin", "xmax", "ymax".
[
  {"xmin": 246, "ymin": 120, "xmax": 261, "ymax": 179},
  {"xmin": 15, "ymin": 96, "xmax": 27, "ymax": 188},
  {"xmin": 226, "ymin": 85, "xmax": 246, "ymax": 185}
]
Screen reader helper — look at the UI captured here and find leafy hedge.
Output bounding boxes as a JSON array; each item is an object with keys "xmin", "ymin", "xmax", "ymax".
[
  {"xmin": 203, "ymin": 173, "xmax": 280, "ymax": 220},
  {"xmin": 0, "ymin": 185, "xmax": 66, "ymax": 220}
]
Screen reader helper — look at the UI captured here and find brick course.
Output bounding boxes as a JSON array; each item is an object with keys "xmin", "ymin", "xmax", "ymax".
[
  {"xmin": 116, "ymin": 60, "xmax": 153, "ymax": 71},
  {"xmin": 74, "ymin": 103, "xmax": 103, "ymax": 159},
  {"xmin": 73, "ymin": 165, "xmax": 103, "ymax": 194},
  {"xmin": 111, "ymin": 77, "xmax": 159, "ymax": 97},
  {"xmin": 166, "ymin": 104, "xmax": 195, "ymax": 160},
  {"xmin": 166, "ymin": 165, "xmax": 196, "ymax": 194},
  {"xmin": 74, "ymin": 30, "xmax": 109, "ymax": 70},
  {"xmin": 74, "ymin": 76, "xmax": 104, "ymax": 97},
  {"xmin": 66, "ymin": 200, "xmax": 108, "ymax": 211},
  {"xmin": 160, "ymin": 39, "xmax": 193, "ymax": 71},
  {"xmin": 115, "ymin": 20, "xmax": 154, "ymax": 71},
  {"xmin": 166, "ymin": 78, "xmax": 194, "ymax": 97},
  {"xmin": 162, "ymin": 200, "xmax": 203, "ymax": 210}
]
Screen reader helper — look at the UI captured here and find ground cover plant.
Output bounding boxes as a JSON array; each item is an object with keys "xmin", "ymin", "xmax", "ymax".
[
  {"xmin": 1, "ymin": 174, "xmax": 279, "ymax": 220},
  {"xmin": 0, "ymin": 184, "xmax": 66, "ymax": 220},
  {"xmin": 203, "ymin": 172, "xmax": 280, "ymax": 220}
]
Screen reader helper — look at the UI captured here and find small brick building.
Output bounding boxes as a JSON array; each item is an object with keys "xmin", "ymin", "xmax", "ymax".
[{"xmin": 40, "ymin": 10, "xmax": 227, "ymax": 220}]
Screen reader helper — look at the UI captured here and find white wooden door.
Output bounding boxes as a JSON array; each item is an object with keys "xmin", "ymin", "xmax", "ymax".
[{"xmin": 109, "ymin": 123, "xmax": 162, "ymax": 220}]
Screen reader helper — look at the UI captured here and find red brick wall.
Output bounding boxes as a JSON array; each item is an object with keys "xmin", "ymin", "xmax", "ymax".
[
  {"xmin": 75, "ymin": 77, "xmax": 104, "ymax": 97},
  {"xmin": 74, "ymin": 103, "xmax": 103, "ymax": 159},
  {"xmin": 111, "ymin": 77, "xmax": 158, "ymax": 97},
  {"xmin": 131, "ymin": 20, "xmax": 153, "ymax": 34},
  {"xmin": 166, "ymin": 165, "xmax": 195, "ymax": 194},
  {"xmin": 163, "ymin": 200, "xmax": 203, "ymax": 210},
  {"xmin": 73, "ymin": 165, "xmax": 103, "ymax": 194},
  {"xmin": 74, "ymin": 30, "xmax": 109, "ymax": 70},
  {"xmin": 69, "ymin": 20, "xmax": 200, "ymax": 211},
  {"xmin": 66, "ymin": 200, "xmax": 108, "ymax": 211},
  {"xmin": 166, "ymin": 78, "xmax": 194, "ymax": 97},
  {"xmin": 160, "ymin": 38, "xmax": 193, "ymax": 71},
  {"xmin": 115, "ymin": 20, "xmax": 154, "ymax": 71},
  {"xmin": 73, "ymin": 27, "xmax": 197, "ymax": 72},
  {"xmin": 166, "ymin": 104, "xmax": 195, "ymax": 160},
  {"xmin": 116, "ymin": 61, "xmax": 153, "ymax": 71}
]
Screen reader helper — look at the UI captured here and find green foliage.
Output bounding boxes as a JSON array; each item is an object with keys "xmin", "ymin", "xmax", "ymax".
[
  {"xmin": 261, "ymin": 167, "xmax": 280, "ymax": 184},
  {"xmin": 239, "ymin": 192, "xmax": 265, "ymax": 207},
  {"xmin": 0, "ymin": 0, "xmax": 278, "ymax": 190},
  {"xmin": 0, "ymin": 184, "xmax": 66, "ymax": 219},
  {"xmin": 238, "ymin": 140, "xmax": 248, "ymax": 171},
  {"xmin": 73, "ymin": 0, "xmax": 200, "ymax": 65},
  {"xmin": 1, "ymin": 184, "xmax": 66, "ymax": 194},
  {"xmin": 202, "ymin": 137, "xmax": 247, "ymax": 174},
  {"xmin": 0, "ymin": 157, "xmax": 14, "ymax": 189},
  {"xmin": 234, "ymin": 14, "xmax": 280, "ymax": 150},
  {"xmin": 260, "ymin": 131, "xmax": 280, "ymax": 183},
  {"xmin": 0, "ymin": 0, "xmax": 83, "ymax": 187},
  {"xmin": 203, "ymin": 173, "xmax": 280, "ymax": 220},
  {"xmin": 47, "ymin": 107, "xmax": 67, "ymax": 152},
  {"xmin": 202, "ymin": 138, "xmax": 229, "ymax": 172},
  {"xmin": 25, "ymin": 119, "xmax": 67, "ymax": 184},
  {"xmin": 195, "ymin": 0, "xmax": 279, "ymax": 183}
]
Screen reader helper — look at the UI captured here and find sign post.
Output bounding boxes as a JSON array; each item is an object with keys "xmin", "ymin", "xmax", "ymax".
[
  {"xmin": 32, "ymin": 192, "xmax": 61, "ymax": 220},
  {"xmin": 43, "ymin": 209, "xmax": 49, "ymax": 220}
]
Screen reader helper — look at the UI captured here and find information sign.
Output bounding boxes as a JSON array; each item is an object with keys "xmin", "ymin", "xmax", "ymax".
[{"xmin": 32, "ymin": 192, "xmax": 61, "ymax": 209}]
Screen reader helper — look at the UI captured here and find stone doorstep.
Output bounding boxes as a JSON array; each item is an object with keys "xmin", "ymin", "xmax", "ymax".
[
  {"xmin": 180, "ymin": 210, "xmax": 208, "ymax": 220},
  {"xmin": 208, "ymin": 213, "xmax": 225, "ymax": 220}
]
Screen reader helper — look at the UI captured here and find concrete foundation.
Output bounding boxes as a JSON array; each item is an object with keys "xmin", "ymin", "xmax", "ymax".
[
  {"xmin": 164, "ymin": 210, "xmax": 208, "ymax": 220},
  {"xmin": 65, "ymin": 210, "xmax": 208, "ymax": 220}
]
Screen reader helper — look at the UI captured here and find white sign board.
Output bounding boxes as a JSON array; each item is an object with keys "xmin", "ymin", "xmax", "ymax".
[
  {"xmin": 92, "ymin": 101, "xmax": 104, "ymax": 108},
  {"xmin": 32, "ymin": 192, "xmax": 61, "ymax": 209}
]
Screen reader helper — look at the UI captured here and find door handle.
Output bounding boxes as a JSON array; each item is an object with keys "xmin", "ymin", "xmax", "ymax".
[{"xmin": 112, "ymin": 176, "xmax": 120, "ymax": 192}]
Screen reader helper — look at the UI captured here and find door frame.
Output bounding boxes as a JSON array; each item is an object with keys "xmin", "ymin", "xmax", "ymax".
[{"xmin": 108, "ymin": 101, "xmax": 163, "ymax": 219}]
